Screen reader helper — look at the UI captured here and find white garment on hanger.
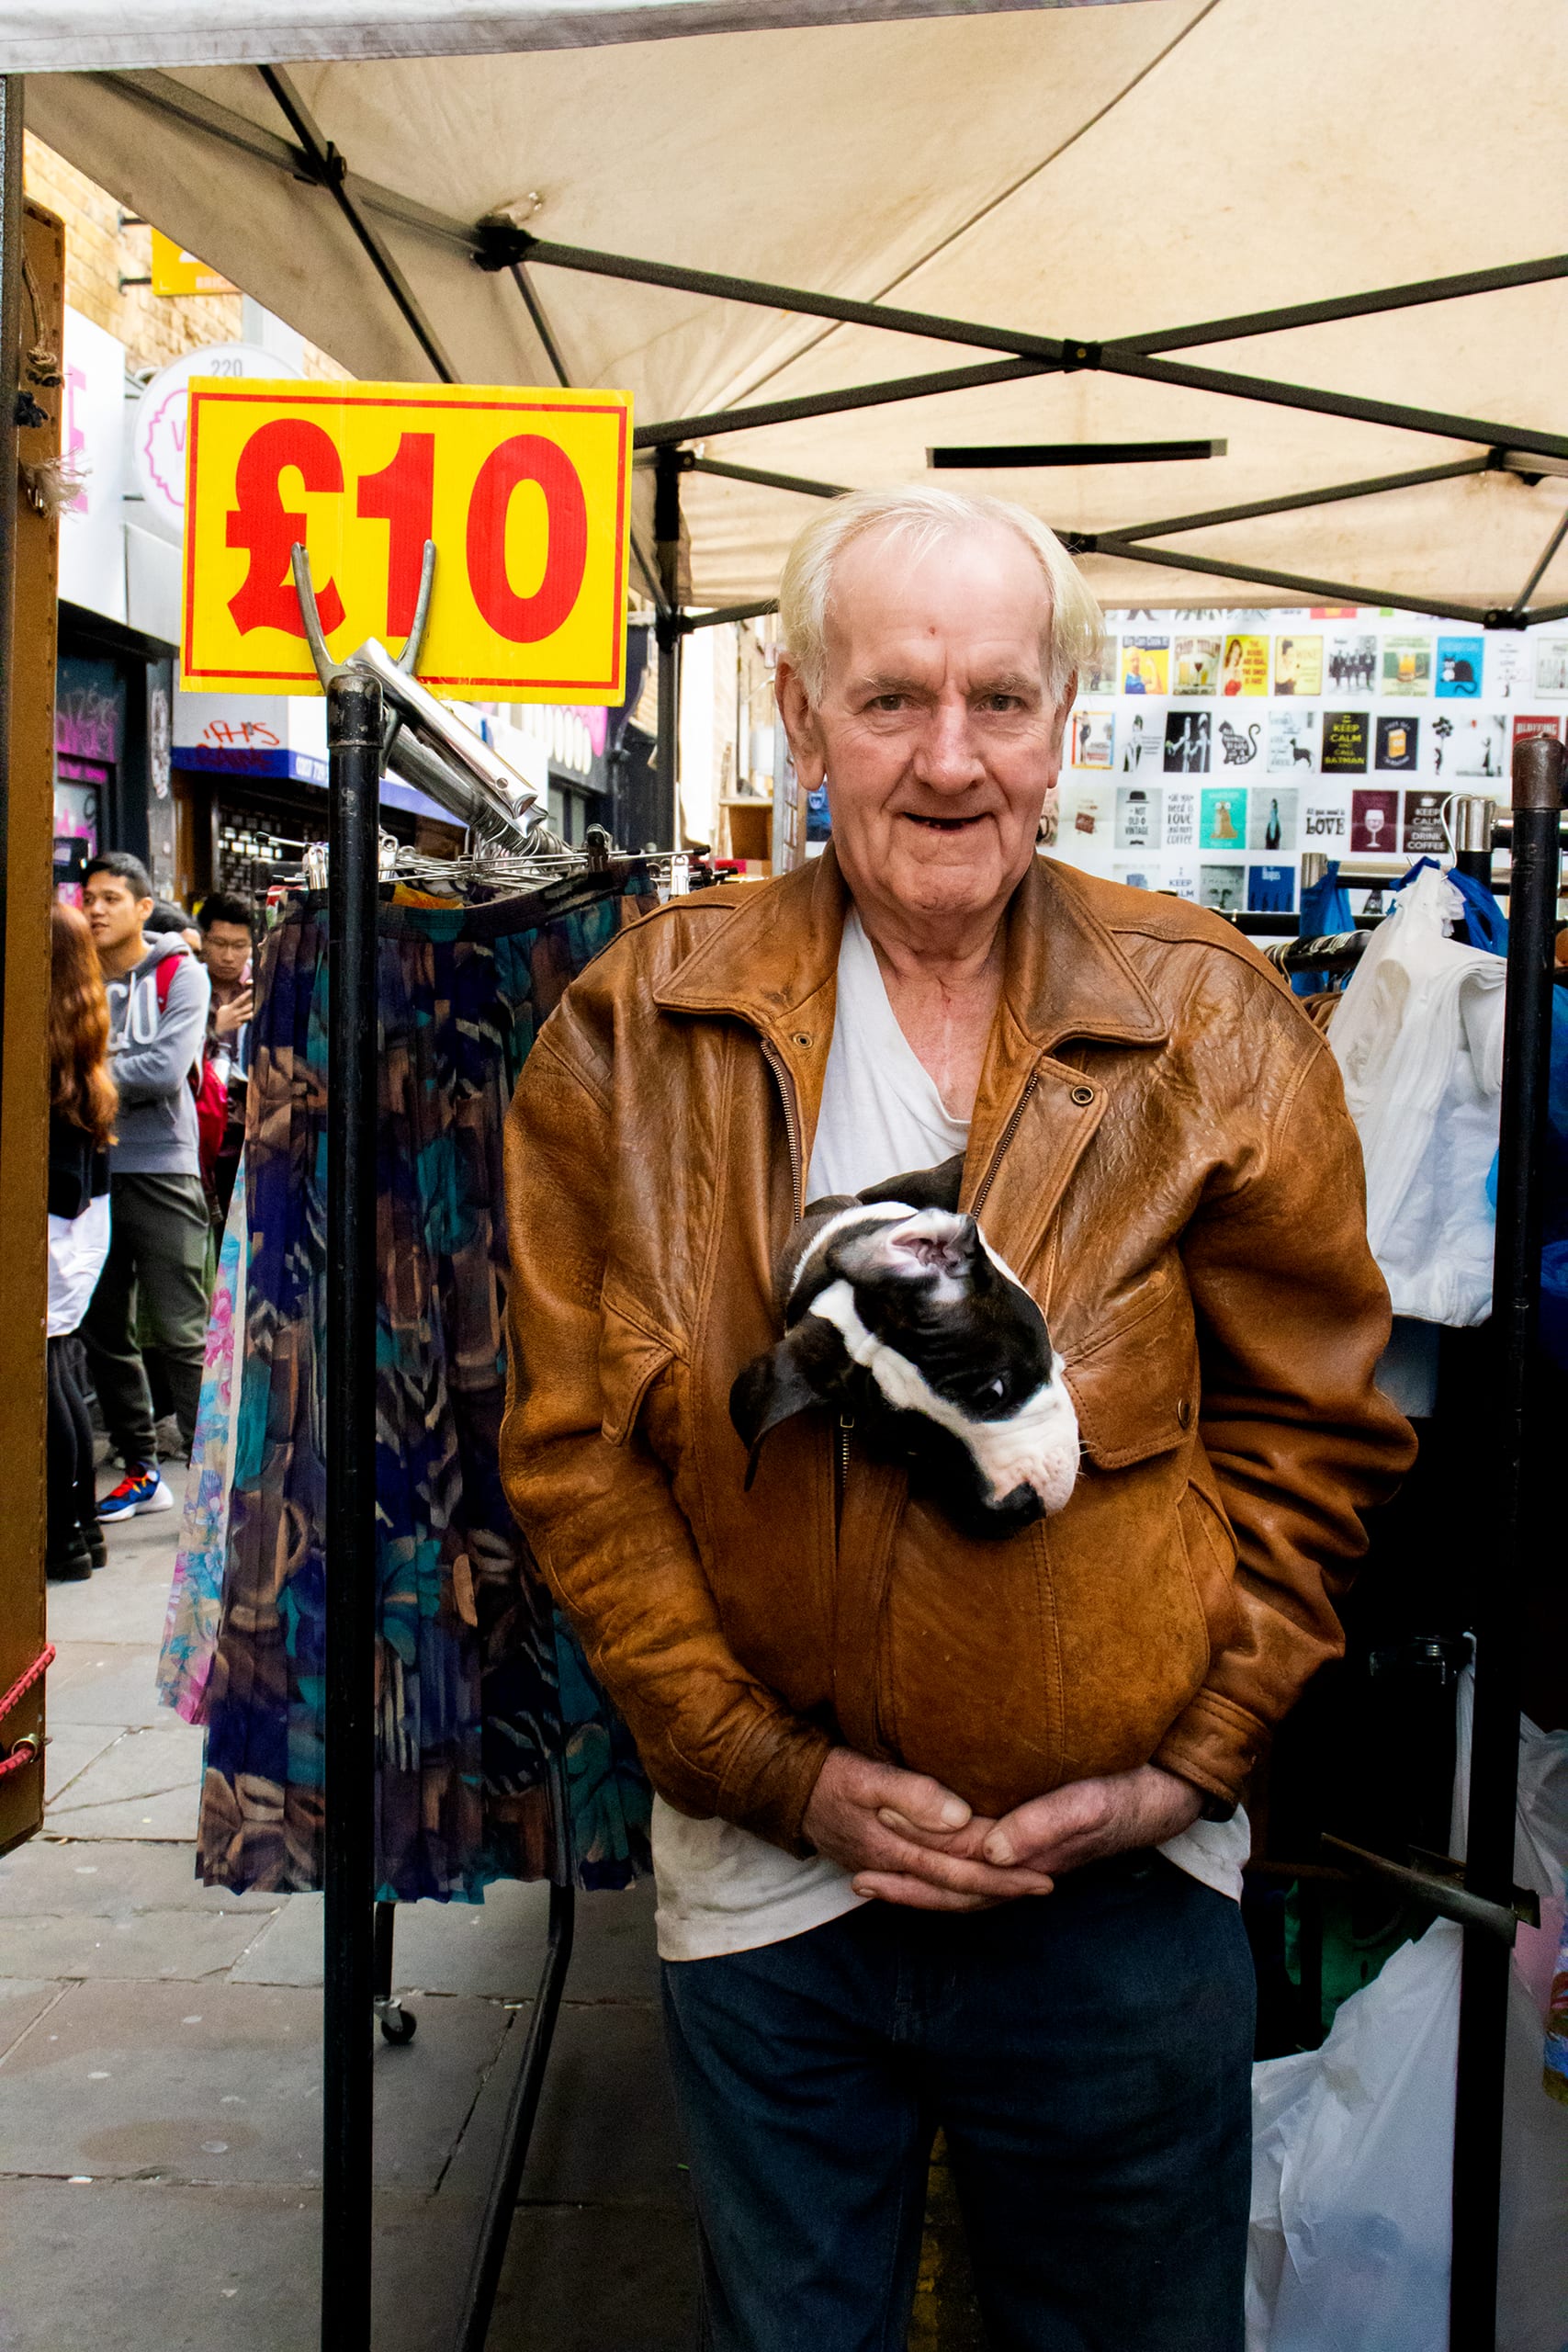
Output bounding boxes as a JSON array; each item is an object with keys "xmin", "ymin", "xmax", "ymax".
[{"xmin": 1330, "ymin": 864, "xmax": 1506, "ymax": 1328}]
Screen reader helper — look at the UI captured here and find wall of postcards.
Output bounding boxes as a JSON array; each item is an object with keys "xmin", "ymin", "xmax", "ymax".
[{"xmin": 1051, "ymin": 605, "xmax": 1568, "ymax": 917}]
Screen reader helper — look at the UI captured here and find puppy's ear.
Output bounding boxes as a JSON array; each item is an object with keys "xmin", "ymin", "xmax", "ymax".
[
  {"xmin": 729, "ymin": 1331, "xmax": 829, "ymax": 1488},
  {"xmin": 858, "ymin": 1153, "xmax": 965, "ymax": 1216}
]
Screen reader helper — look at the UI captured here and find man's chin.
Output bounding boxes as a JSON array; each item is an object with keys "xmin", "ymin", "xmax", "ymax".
[{"xmin": 883, "ymin": 842, "xmax": 1012, "ymax": 915}]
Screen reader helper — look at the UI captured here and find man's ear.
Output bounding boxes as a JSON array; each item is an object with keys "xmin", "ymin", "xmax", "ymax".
[
  {"xmin": 728, "ymin": 1331, "xmax": 829, "ymax": 1487},
  {"xmin": 774, "ymin": 655, "xmax": 827, "ymax": 792},
  {"xmin": 1047, "ymin": 673, "xmax": 1076, "ymax": 764}
]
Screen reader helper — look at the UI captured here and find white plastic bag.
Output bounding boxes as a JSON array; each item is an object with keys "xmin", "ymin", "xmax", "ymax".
[
  {"xmin": 1330, "ymin": 864, "xmax": 1505, "ymax": 1325},
  {"xmin": 1247, "ymin": 1679, "xmax": 1568, "ymax": 2352},
  {"xmin": 1247, "ymin": 1918, "xmax": 1461, "ymax": 2350}
]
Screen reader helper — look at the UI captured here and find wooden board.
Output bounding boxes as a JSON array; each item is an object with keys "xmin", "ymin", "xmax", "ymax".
[{"xmin": 0, "ymin": 196, "xmax": 63, "ymax": 1855}]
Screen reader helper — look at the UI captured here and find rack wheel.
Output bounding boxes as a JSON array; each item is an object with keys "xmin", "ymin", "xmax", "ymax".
[{"xmin": 378, "ymin": 1998, "xmax": 418, "ymax": 2045}]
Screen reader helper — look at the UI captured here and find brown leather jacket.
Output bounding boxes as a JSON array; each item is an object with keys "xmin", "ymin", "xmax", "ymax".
[{"xmin": 501, "ymin": 848, "xmax": 1415, "ymax": 1853}]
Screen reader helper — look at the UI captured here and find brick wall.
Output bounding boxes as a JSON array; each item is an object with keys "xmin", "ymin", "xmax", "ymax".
[{"xmin": 24, "ymin": 133, "xmax": 345, "ymax": 380}]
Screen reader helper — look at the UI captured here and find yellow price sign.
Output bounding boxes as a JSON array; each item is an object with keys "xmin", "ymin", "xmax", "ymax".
[{"xmin": 182, "ymin": 379, "xmax": 633, "ymax": 702}]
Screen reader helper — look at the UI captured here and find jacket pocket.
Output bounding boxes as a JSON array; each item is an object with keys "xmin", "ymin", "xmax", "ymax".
[
  {"xmin": 598, "ymin": 1298, "xmax": 676, "ymax": 1447},
  {"xmin": 1176, "ymin": 1479, "xmax": 1241, "ymax": 1656},
  {"xmin": 1064, "ymin": 1279, "xmax": 1196, "ymax": 1469}
]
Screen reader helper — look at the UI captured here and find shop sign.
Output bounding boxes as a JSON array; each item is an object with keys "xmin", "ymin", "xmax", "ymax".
[
  {"xmin": 59, "ymin": 307, "xmax": 128, "ymax": 625},
  {"xmin": 181, "ymin": 380, "xmax": 633, "ymax": 703},
  {"xmin": 134, "ymin": 341, "xmax": 303, "ymax": 543},
  {"xmin": 150, "ymin": 230, "xmax": 236, "ymax": 298},
  {"xmin": 175, "ymin": 686, "xmax": 328, "ymax": 786}
]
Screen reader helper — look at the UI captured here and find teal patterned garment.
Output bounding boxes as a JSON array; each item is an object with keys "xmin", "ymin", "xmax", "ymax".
[
  {"xmin": 195, "ymin": 868, "xmax": 655, "ymax": 1902},
  {"xmin": 158, "ymin": 1165, "xmax": 248, "ymax": 1724}
]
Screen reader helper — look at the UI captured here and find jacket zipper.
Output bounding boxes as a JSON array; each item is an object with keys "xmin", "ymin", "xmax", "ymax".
[
  {"xmin": 759, "ymin": 1035, "xmax": 806, "ymax": 1217},
  {"xmin": 970, "ymin": 1069, "xmax": 1039, "ymax": 1216},
  {"xmin": 759, "ymin": 1033, "xmax": 852, "ymax": 1532}
]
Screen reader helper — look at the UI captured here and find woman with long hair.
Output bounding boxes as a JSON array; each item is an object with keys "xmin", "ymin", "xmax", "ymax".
[{"xmin": 48, "ymin": 899, "xmax": 118, "ymax": 1578}]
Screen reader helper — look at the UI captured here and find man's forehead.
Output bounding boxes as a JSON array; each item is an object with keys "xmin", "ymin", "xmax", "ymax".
[{"xmin": 824, "ymin": 525, "xmax": 1051, "ymax": 657}]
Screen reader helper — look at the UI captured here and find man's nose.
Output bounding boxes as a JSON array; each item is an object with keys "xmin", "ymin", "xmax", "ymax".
[{"xmin": 911, "ymin": 696, "xmax": 987, "ymax": 795}]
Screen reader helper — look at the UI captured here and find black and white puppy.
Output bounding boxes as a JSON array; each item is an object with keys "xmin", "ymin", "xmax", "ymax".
[{"xmin": 729, "ymin": 1156, "xmax": 1079, "ymax": 1539}]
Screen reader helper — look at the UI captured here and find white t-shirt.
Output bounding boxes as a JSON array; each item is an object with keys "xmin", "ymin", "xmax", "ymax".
[
  {"xmin": 652, "ymin": 910, "xmax": 1247, "ymax": 1962},
  {"xmin": 48, "ymin": 1196, "xmax": 111, "ymax": 1339}
]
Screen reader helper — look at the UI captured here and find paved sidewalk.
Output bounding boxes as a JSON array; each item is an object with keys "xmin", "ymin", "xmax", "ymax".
[{"xmin": 0, "ymin": 1498, "xmax": 697, "ymax": 2352}]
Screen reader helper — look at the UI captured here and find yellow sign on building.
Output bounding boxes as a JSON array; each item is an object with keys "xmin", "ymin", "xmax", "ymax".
[
  {"xmin": 151, "ymin": 230, "xmax": 237, "ymax": 297},
  {"xmin": 181, "ymin": 379, "xmax": 634, "ymax": 702}
]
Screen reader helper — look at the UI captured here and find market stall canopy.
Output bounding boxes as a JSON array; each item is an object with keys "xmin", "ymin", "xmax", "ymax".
[{"xmin": 17, "ymin": 0, "xmax": 1568, "ymax": 617}]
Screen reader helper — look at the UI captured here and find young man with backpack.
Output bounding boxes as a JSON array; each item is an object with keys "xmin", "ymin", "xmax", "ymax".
[
  {"xmin": 195, "ymin": 890, "xmax": 255, "ymax": 1227},
  {"xmin": 80, "ymin": 853, "xmax": 211, "ymax": 1521}
]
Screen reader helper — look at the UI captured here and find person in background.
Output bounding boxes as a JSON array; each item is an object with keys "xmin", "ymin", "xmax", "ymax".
[
  {"xmin": 46, "ymin": 902, "xmax": 118, "ymax": 1580},
  {"xmin": 196, "ymin": 891, "xmax": 255, "ymax": 1226},
  {"xmin": 79, "ymin": 852, "xmax": 211, "ymax": 1523},
  {"xmin": 146, "ymin": 899, "xmax": 204, "ymax": 956}
]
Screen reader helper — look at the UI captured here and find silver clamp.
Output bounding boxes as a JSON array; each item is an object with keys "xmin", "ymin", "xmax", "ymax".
[{"xmin": 289, "ymin": 541, "xmax": 553, "ymax": 854}]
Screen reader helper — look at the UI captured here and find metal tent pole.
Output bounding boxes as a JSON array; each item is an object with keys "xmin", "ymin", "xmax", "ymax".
[
  {"xmin": 1449, "ymin": 729, "xmax": 1564, "ymax": 2347},
  {"xmin": 321, "ymin": 671, "xmax": 385, "ymax": 2352},
  {"xmin": 654, "ymin": 447, "xmax": 683, "ymax": 849}
]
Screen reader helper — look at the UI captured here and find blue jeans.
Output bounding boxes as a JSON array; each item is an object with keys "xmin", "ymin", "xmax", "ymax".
[{"xmin": 660, "ymin": 1852, "xmax": 1254, "ymax": 2352}]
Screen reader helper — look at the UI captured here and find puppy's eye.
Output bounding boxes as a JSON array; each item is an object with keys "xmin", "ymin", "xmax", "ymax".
[{"xmin": 988, "ymin": 1378, "xmax": 1007, "ymax": 1399}]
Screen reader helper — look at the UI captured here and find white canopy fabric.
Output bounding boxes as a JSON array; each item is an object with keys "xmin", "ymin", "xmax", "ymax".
[
  {"xmin": 20, "ymin": 0, "xmax": 1568, "ymax": 614},
  {"xmin": 0, "ymin": 0, "xmax": 1099, "ymax": 74}
]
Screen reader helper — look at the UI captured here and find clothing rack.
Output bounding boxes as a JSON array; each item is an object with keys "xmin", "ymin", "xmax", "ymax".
[
  {"xmin": 1448, "ymin": 736, "xmax": 1562, "ymax": 2342},
  {"xmin": 1272, "ymin": 746, "xmax": 1564, "ymax": 2348},
  {"xmin": 1260, "ymin": 927, "xmax": 1369, "ymax": 978},
  {"xmin": 307, "ymin": 584, "xmax": 657, "ymax": 2351}
]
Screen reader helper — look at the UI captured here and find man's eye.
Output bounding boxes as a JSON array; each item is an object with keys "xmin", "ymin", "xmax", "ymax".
[
  {"xmin": 979, "ymin": 694, "xmax": 1024, "ymax": 713},
  {"xmin": 868, "ymin": 694, "xmax": 908, "ymax": 712}
]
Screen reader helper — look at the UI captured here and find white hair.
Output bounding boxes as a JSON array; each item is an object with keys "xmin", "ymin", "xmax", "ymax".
[{"xmin": 776, "ymin": 484, "xmax": 1102, "ymax": 707}]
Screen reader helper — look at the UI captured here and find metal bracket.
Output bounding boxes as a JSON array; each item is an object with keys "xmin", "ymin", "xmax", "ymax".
[
  {"xmin": 472, "ymin": 217, "xmax": 536, "ymax": 272},
  {"xmin": 1321, "ymin": 1833, "xmax": 1540, "ymax": 1943},
  {"xmin": 289, "ymin": 539, "xmax": 547, "ymax": 851}
]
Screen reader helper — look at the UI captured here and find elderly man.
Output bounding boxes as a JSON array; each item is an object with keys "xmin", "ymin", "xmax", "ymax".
[{"xmin": 502, "ymin": 488, "xmax": 1413, "ymax": 2351}]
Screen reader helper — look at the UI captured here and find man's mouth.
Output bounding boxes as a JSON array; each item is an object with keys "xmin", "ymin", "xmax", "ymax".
[{"xmin": 900, "ymin": 812, "xmax": 984, "ymax": 832}]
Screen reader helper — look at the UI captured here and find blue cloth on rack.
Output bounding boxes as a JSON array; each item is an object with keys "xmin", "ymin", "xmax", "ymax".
[
  {"xmin": 197, "ymin": 871, "xmax": 656, "ymax": 1903},
  {"xmin": 1292, "ymin": 861, "xmax": 1355, "ymax": 996}
]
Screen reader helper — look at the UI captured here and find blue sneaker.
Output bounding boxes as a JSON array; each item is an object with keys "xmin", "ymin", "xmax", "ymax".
[{"xmin": 97, "ymin": 1464, "xmax": 175, "ymax": 1521}]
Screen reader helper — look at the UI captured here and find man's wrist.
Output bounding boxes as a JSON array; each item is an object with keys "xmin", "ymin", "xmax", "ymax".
[{"xmin": 1161, "ymin": 1767, "xmax": 1235, "ymax": 1824}]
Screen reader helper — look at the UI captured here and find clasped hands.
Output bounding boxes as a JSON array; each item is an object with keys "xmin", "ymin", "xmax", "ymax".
[{"xmin": 801, "ymin": 1747, "xmax": 1203, "ymax": 1913}]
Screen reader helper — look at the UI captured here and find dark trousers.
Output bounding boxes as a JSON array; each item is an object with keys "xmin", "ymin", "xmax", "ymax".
[
  {"xmin": 46, "ymin": 1335, "xmax": 98, "ymax": 1556},
  {"xmin": 660, "ymin": 1854, "xmax": 1255, "ymax": 2352},
  {"xmin": 81, "ymin": 1171, "xmax": 210, "ymax": 1464}
]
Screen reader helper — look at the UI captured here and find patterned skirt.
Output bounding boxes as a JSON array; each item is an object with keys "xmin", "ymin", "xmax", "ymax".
[{"xmin": 182, "ymin": 869, "xmax": 654, "ymax": 1903}]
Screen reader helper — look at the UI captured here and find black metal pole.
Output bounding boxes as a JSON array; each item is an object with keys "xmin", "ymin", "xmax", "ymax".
[
  {"xmin": 321, "ymin": 671, "xmax": 384, "ymax": 2352},
  {"xmin": 0, "ymin": 75, "xmax": 23, "ymax": 1145},
  {"xmin": 1450, "ymin": 730, "xmax": 1563, "ymax": 2347},
  {"xmin": 654, "ymin": 447, "xmax": 683, "ymax": 850},
  {"xmin": 453, "ymin": 1882, "xmax": 577, "ymax": 2351}
]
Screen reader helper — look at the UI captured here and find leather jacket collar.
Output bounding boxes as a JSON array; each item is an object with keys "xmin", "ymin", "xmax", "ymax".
[{"xmin": 654, "ymin": 842, "xmax": 1169, "ymax": 1200}]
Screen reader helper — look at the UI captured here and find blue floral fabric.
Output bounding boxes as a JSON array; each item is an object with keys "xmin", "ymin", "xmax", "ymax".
[{"xmin": 196, "ymin": 869, "xmax": 656, "ymax": 1901}]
